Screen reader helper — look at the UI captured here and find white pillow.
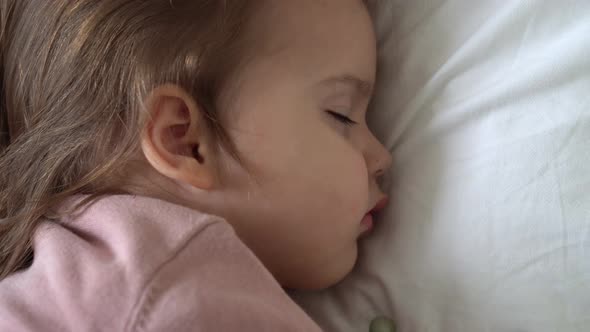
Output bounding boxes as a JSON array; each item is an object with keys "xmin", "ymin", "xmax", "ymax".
[{"xmin": 293, "ymin": 1, "xmax": 590, "ymax": 331}]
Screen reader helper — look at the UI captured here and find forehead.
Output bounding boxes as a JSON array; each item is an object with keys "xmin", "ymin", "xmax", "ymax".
[{"xmin": 248, "ymin": 0, "xmax": 377, "ymax": 84}]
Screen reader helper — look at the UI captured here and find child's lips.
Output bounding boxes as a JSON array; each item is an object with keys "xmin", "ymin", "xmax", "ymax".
[
  {"xmin": 359, "ymin": 213, "xmax": 374, "ymax": 236},
  {"xmin": 358, "ymin": 196, "xmax": 389, "ymax": 236},
  {"xmin": 370, "ymin": 196, "xmax": 389, "ymax": 214}
]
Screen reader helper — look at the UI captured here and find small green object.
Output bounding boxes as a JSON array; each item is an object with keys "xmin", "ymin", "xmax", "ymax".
[{"xmin": 369, "ymin": 316, "xmax": 396, "ymax": 332}]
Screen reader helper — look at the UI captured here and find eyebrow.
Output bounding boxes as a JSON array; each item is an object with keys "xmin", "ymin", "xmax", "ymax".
[{"xmin": 318, "ymin": 74, "xmax": 374, "ymax": 98}]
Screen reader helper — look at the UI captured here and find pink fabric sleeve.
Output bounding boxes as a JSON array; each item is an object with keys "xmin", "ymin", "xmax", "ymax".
[
  {"xmin": 127, "ymin": 222, "xmax": 323, "ymax": 332},
  {"xmin": 0, "ymin": 196, "xmax": 323, "ymax": 331}
]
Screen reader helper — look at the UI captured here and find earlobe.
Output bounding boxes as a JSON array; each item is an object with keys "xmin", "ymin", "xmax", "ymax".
[{"xmin": 141, "ymin": 85, "xmax": 216, "ymax": 190}]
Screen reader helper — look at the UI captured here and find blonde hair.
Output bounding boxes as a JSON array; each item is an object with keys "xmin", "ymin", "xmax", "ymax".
[{"xmin": 0, "ymin": 0, "xmax": 257, "ymax": 279}]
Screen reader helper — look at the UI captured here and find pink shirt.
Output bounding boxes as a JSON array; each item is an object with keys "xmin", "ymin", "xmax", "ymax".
[{"xmin": 0, "ymin": 195, "xmax": 323, "ymax": 331}]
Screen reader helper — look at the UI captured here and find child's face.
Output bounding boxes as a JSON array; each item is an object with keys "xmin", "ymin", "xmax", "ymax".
[
  {"xmin": 143, "ymin": 0, "xmax": 391, "ymax": 290},
  {"xmin": 208, "ymin": 0, "xmax": 391, "ymax": 290}
]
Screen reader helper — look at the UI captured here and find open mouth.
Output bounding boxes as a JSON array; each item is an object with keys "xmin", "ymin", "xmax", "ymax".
[{"xmin": 359, "ymin": 197, "xmax": 388, "ymax": 236}]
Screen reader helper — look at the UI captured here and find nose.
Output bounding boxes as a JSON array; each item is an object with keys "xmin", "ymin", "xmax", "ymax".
[{"xmin": 365, "ymin": 131, "xmax": 392, "ymax": 179}]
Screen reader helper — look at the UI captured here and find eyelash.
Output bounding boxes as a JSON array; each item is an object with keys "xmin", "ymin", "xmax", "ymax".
[{"xmin": 326, "ymin": 110, "xmax": 358, "ymax": 126}]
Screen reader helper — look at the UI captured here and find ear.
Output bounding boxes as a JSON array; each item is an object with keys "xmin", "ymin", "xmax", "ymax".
[{"xmin": 141, "ymin": 85, "xmax": 216, "ymax": 190}]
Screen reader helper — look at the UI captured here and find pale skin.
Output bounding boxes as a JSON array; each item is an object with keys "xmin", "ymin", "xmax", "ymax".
[{"xmin": 136, "ymin": 0, "xmax": 392, "ymax": 290}]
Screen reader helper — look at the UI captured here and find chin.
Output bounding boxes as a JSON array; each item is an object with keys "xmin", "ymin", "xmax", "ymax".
[{"xmin": 286, "ymin": 245, "xmax": 359, "ymax": 291}]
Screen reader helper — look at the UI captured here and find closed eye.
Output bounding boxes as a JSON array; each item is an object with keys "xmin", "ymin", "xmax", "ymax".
[{"xmin": 326, "ymin": 110, "xmax": 358, "ymax": 126}]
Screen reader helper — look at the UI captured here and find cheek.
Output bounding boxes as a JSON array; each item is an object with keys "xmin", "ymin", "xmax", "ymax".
[
  {"xmin": 231, "ymin": 117, "xmax": 370, "ymax": 230},
  {"xmin": 305, "ymin": 149, "xmax": 368, "ymax": 221},
  {"xmin": 300, "ymin": 129, "xmax": 368, "ymax": 218},
  {"xmin": 222, "ymin": 110, "xmax": 369, "ymax": 287},
  {"xmin": 247, "ymin": 118, "xmax": 369, "ymax": 217},
  {"xmin": 258, "ymin": 125, "xmax": 370, "ymax": 257}
]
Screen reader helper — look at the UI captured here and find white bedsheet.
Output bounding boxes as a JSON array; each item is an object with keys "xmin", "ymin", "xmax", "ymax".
[{"xmin": 293, "ymin": 1, "xmax": 590, "ymax": 331}]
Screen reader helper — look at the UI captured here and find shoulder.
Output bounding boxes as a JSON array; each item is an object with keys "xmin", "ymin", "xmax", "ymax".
[
  {"xmin": 0, "ymin": 195, "xmax": 229, "ymax": 331},
  {"xmin": 58, "ymin": 195, "xmax": 226, "ymax": 274},
  {"xmin": 0, "ymin": 195, "xmax": 321, "ymax": 331},
  {"xmin": 126, "ymin": 219, "xmax": 323, "ymax": 332}
]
